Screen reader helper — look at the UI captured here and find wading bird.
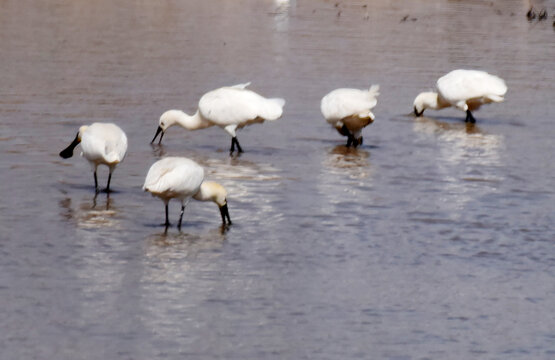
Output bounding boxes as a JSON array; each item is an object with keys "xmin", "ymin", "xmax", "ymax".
[
  {"xmin": 151, "ymin": 83, "xmax": 285, "ymax": 155},
  {"xmin": 413, "ymin": 69, "xmax": 507, "ymax": 123},
  {"xmin": 143, "ymin": 157, "xmax": 231, "ymax": 228},
  {"xmin": 59, "ymin": 123, "xmax": 128, "ymax": 192},
  {"xmin": 321, "ymin": 85, "xmax": 380, "ymax": 147}
]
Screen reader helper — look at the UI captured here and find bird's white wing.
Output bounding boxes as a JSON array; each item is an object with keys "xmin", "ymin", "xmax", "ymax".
[
  {"xmin": 143, "ymin": 157, "xmax": 204, "ymax": 196},
  {"xmin": 437, "ymin": 70, "xmax": 507, "ymax": 103},
  {"xmin": 80, "ymin": 126, "xmax": 107, "ymax": 162},
  {"xmin": 321, "ymin": 87, "xmax": 379, "ymax": 122},
  {"xmin": 199, "ymin": 87, "xmax": 284, "ymax": 125}
]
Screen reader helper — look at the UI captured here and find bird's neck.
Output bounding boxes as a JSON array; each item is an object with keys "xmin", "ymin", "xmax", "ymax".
[{"xmin": 175, "ymin": 110, "xmax": 213, "ymax": 131}]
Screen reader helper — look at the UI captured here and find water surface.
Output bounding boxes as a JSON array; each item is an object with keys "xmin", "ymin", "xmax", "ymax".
[{"xmin": 1, "ymin": 0, "xmax": 555, "ymax": 359}]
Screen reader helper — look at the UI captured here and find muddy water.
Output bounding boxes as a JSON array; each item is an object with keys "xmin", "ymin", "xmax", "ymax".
[{"xmin": 1, "ymin": 0, "xmax": 555, "ymax": 359}]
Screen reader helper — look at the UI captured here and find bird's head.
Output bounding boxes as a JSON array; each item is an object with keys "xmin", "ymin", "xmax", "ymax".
[
  {"xmin": 194, "ymin": 181, "xmax": 232, "ymax": 225},
  {"xmin": 413, "ymin": 92, "xmax": 438, "ymax": 116},
  {"xmin": 151, "ymin": 110, "xmax": 182, "ymax": 144}
]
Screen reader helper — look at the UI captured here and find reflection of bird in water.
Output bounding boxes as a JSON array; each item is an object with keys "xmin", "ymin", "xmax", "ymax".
[
  {"xmin": 146, "ymin": 225, "xmax": 227, "ymax": 252},
  {"xmin": 323, "ymin": 145, "xmax": 371, "ymax": 179},
  {"xmin": 151, "ymin": 83, "xmax": 285, "ymax": 155},
  {"xmin": 413, "ymin": 116, "xmax": 482, "ymax": 135},
  {"xmin": 143, "ymin": 157, "xmax": 231, "ymax": 229},
  {"xmin": 58, "ymin": 193, "xmax": 120, "ymax": 229},
  {"xmin": 412, "ymin": 116, "xmax": 504, "ymax": 168},
  {"xmin": 321, "ymin": 85, "xmax": 380, "ymax": 147},
  {"xmin": 413, "ymin": 69, "xmax": 507, "ymax": 123}
]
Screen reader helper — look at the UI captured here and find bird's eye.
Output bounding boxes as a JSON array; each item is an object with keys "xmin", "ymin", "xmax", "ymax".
[{"xmin": 161, "ymin": 122, "xmax": 165, "ymax": 127}]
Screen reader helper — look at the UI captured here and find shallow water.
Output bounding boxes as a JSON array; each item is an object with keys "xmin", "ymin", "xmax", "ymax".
[{"xmin": 1, "ymin": 0, "xmax": 555, "ymax": 359}]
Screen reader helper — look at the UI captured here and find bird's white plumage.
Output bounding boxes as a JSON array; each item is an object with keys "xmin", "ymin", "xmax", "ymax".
[
  {"xmin": 321, "ymin": 86, "xmax": 380, "ymax": 124},
  {"xmin": 143, "ymin": 157, "xmax": 204, "ymax": 203},
  {"xmin": 436, "ymin": 70, "xmax": 507, "ymax": 108},
  {"xmin": 198, "ymin": 84, "xmax": 285, "ymax": 127},
  {"xmin": 155, "ymin": 83, "xmax": 285, "ymax": 153},
  {"xmin": 80, "ymin": 123, "xmax": 128, "ymax": 166}
]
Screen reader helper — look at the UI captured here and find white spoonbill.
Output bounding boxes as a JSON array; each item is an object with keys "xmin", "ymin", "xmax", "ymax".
[
  {"xmin": 413, "ymin": 69, "xmax": 507, "ymax": 123},
  {"xmin": 59, "ymin": 123, "xmax": 128, "ymax": 192},
  {"xmin": 143, "ymin": 157, "xmax": 231, "ymax": 228},
  {"xmin": 151, "ymin": 82, "xmax": 285, "ymax": 155},
  {"xmin": 321, "ymin": 85, "xmax": 380, "ymax": 147}
]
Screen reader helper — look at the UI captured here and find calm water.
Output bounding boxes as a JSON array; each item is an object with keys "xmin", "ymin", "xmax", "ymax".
[{"xmin": 1, "ymin": 0, "xmax": 554, "ymax": 359}]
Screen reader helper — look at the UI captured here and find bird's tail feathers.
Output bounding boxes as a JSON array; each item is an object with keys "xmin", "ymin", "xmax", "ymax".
[
  {"xmin": 368, "ymin": 84, "xmax": 380, "ymax": 98},
  {"xmin": 230, "ymin": 82, "xmax": 251, "ymax": 90},
  {"xmin": 486, "ymin": 94, "xmax": 505, "ymax": 103},
  {"xmin": 262, "ymin": 98, "xmax": 285, "ymax": 121}
]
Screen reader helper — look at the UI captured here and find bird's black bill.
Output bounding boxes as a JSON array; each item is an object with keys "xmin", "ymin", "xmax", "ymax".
[
  {"xmin": 151, "ymin": 126, "xmax": 163, "ymax": 144},
  {"xmin": 59, "ymin": 133, "xmax": 80, "ymax": 159},
  {"xmin": 219, "ymin": 203, "xmax": 232, "ymax": 225},
  {"xmin": 413, "ymin": 107, "xmax": 422, "ymax": 117}
]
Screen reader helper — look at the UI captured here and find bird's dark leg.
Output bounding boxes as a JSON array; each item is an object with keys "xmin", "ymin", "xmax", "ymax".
[
  {"xmin": 164, "ymin": 203, "xmax": 170, "ymax": 227},
  {"xmin": 106, "ymin": 173, "xmax": 112, "ymax": 193},
  {"xmin": 346, "ymin": 135, "xmax": 354, "ymax": 147},
  {"xmin": 94, "ymin": 172, "xmax": 99, "ymax": 193},
  {"xmin": 465, "ymin": 110, "xmax": 476, "ymax": 124},
  {"xmin": 341, "ymin": 124, "xmax": 355, "ymax": 147},
  {"xmin": 230, "ymin": 137, "xmax": 243, "ymax": 155},
  {"xmin": 230, "ymin": 137, "xmax": 235, "ymax": 154},
  {"xmin": 178, "ymin": 205, "xmax": 185, "ymax": 230},
  {"xmin": 235, "ymin": 137, "xmax": 243, "ymax": 153},
  {"xmin": 232, "ymin": 137, "xmax": 243, "ymax": 153},
  {"xmin": 219, "ymin": 203, "xmax": 232, "ymax": 225}
]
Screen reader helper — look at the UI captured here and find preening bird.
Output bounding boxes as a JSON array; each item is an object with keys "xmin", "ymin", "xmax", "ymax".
[
  {"xmin": 151, "ymin": 83, "xmax": 285, "ymax": 155},
  {"xmin": 321, "ymin": 85, "xmax": 380, "ymax": 147},
  {"xmin": 413, "ymin": 69, "xmax": 507, "ymax": 123},
  {"xmin": 59, "ymin": 122, "xmax": 128, "ymax": 192},
  {"xmin": 143, "ymin": 157, "xmax": 231, "ymax": 228}
]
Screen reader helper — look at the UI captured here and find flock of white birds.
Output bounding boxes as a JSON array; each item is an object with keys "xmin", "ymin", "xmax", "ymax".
[{"xmin": 59, "ymin": 69, "xmax": 507, "ymax": 228}]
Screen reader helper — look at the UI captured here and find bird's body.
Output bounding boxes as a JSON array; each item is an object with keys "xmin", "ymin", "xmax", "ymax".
[
  {"xmin": 143, "ymin": 157, "xmax": 231, "ymax": 228},
  {"xmin": 413, "ymin": 69, "xmax": 507, "ymax": 123},
  {"xmin": 152, "ymin": 83, "xmax": 285, "ymax": 154},
  {"xmin": 59, "ymin": 122, "xmax": 127, "ymax": 192},
  {"xmin": 321, "ymin": 85, "xmax": 380, "ymax": 147}
]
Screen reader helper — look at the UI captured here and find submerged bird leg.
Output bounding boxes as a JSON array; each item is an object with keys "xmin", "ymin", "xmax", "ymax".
[
  {"xmin": 465, "ymin": 110, "xmax": 476, "ymax": 124},
  {"xmin": 178, "ymin": 205, "xmax": 185, "ymax": 229}
]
